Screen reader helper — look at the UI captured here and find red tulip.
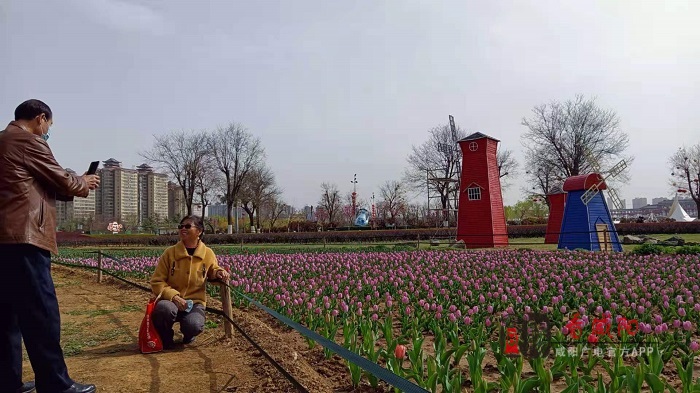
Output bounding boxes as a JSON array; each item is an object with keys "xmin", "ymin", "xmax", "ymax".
[{"xmin": 395, "ymin": 344, "xmax": 406, "ymax": 360}]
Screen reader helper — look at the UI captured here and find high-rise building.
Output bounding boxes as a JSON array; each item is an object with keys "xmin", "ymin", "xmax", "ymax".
[
  {"xmin": 168, "ymin": 181, "xmax": 187, "ymax": 220},
  {"xmin": 303, "ymin": 205, "xmax": 314, "ymax": 221},
  {"xmin": 208, "ymin": 203, "xmax": 226, "ymax": 218},
  {"xmin": 95, "ymin": 158, "xmax": 138, "ymax": 223},
  {"xmin": 605, "ymin": 197, "xmax": 626, "ymax": 210},
  {"xmin": 136, "ymin": 164, "xmax": 169, "ymax": 224},
  {"xmin": 652, "ymin": 197, "xmax": 668, "ymax": 205},
  {"xmin": 632, "ymin": 197, "xmax": 648, "ymax": 209},
  {"xmin": 56, "ymin": 168, "xmax": 96, "ymax": 229},
  {"xmin": 167, "ymin": 181, "xmax": 211, "ymax": 220},
  {"xmin": 207, "ymin": 203, "xmax": 244, "ymax": 219},
  {"xmin": 282, "ymin": 204, "xmax": 295, "ymax": 218}
]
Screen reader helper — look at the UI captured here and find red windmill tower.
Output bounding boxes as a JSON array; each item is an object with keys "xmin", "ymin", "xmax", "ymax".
[
  {"xmin": 456, "ymin": 133, "xmax": 508, "ymax": 248},
  {"xmin": 545, "ymin": 187, "xmax": 567, "ymax": 244}
]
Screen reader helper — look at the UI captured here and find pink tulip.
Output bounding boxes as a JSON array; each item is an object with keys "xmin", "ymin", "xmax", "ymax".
[{"xmin": 690, "ymin": 341, "xmax": 700, "ymax": 352}]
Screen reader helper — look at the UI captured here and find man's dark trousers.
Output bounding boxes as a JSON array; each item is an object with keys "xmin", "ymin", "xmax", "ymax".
[{"xmin": 0, "ymin": 244, "xmax": 73, "ymax": 393}]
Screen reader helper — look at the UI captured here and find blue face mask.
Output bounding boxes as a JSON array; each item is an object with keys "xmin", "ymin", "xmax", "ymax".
[{"xmin": 40, "ymin": 116, "xmax": 51, "ymax": 141}]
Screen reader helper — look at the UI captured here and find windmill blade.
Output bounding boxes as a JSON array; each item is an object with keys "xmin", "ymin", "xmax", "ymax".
[
  {"xmin": 584, "ymin": 148, "xmax": 602, "ymax": 174},
  {"xmin": 606, "ymin": 160, "xmax": 627, "ymax": 179},
  {"xmin": 581, "ymin": 183, "xmax": 600, "ymax": 205},
  {"xmin": 606, "ymin": 188, "xmax": 625, "ymax": 210}
]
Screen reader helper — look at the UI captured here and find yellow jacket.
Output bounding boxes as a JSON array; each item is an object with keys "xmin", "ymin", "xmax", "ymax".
[{"xmin": 150, "ymin": 240, "xmax": 224, "ymax": 306}]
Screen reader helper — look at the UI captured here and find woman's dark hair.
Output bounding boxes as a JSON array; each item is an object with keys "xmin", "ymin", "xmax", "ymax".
[
  {"xmin": 15, "ymin": 99, "xmax": 52, "ymax": 121},
  {"xmin": 180, "ymin": 215, "xmax": 205, "ymax": 238}
]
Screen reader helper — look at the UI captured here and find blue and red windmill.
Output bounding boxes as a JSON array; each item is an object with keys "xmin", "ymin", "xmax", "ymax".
[{"xmin": 558, "ymin": 159, "xmax": 627, "ymax": 252}]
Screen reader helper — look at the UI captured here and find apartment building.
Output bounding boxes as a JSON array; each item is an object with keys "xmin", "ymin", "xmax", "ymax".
[
  {"xmin": 137, "ymin": 164, "xmax": 169, "ymax": 224},
  {"xmin": 168, "ymin": 181, "xmax": 187, "ymax": 220},
  {"xmin": 55, "ymin": 168, "xmax": 96, "ymax": 229},
  {"xmin": 632, "ymin": 197, "xmax": 648, "ymax": 209},
  {"xmin": 95, "ymin": 158, "xmax": 139, "ymax": 223},
  {"xmin": 652, "ymin": 197, "xmax": 668, "ymax": 205},
  {"xmin": 207, "ymin": 203, "xmax": 245, "ymax": 219}
]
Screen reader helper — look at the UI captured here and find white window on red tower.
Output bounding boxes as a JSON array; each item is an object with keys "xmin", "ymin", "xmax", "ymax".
[{"xmin": 468, "ymin": 187, "xmax": 481, "ymax": 201}]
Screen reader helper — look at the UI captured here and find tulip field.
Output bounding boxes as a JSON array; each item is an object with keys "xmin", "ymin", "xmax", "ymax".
[{"xmin": 58, "ymin": 249, "xmax": 700, "ymax": 392}]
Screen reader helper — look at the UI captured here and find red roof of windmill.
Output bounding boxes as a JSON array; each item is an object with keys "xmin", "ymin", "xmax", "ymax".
[{"xmin": 562, "ymin": 173, "xmax": 607, "ymax": 192}]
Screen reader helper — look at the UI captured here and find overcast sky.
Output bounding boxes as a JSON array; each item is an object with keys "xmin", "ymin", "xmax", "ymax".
[{"xmin": 2, "ymin": 0, "xmax": 698, "ymax": 209}]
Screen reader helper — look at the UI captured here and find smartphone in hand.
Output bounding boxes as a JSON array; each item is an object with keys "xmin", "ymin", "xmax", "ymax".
[{"xmin": 87, "ymin": 161, "xmax": 100, "ymax": 175}]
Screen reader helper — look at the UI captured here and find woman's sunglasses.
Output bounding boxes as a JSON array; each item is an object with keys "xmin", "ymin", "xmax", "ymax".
[{"xmin": 178, "ymin": 224, "xmax": 194, "ymax": 230}]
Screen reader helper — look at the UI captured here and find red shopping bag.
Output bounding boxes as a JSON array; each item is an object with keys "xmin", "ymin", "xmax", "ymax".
[{"xmin": 138, "ymin": 295, "xmax": 163, "ymax": 354}]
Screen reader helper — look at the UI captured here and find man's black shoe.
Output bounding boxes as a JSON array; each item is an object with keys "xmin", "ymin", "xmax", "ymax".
[
  {"xmin": 61, "ymin": 382, "xmax": 96, "ymax": 393},
  {"xmin": 18, "ymin": 381, "xmax": 35, "ymax": 393}
]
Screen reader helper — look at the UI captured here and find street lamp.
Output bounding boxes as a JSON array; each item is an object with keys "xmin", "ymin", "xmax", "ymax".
[{"xmin": 351, "ymin": 174, "xmax": 358, "ymax": 218}]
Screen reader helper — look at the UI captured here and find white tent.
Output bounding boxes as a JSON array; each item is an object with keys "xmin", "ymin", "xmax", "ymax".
[{"xmin": 667, "ymin": 194, "xmax": 695, "ymax": 222}]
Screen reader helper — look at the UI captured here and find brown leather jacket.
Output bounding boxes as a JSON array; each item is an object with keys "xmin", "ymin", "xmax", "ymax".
[{"xmin": 0, "ymin": 122, "xmax": 89, "ymax": 254}]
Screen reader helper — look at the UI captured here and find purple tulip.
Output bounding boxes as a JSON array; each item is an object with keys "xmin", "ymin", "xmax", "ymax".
[{"xmin": 690, "ymin": 341, "xmax": 700, "ymax": 352}]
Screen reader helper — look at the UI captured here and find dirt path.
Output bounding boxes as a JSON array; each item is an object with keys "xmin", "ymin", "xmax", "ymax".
[{"xmin": 20, "ymin": 266, "xmax": 369, "ymax": 393}]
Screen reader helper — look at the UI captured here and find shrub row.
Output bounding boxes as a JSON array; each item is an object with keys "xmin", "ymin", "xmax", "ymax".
[
  {"xmin": 58, "ymin": 228, "xmax": 457, "ymax": 247},
  {"xmin": 614, "ymin": 221, "xmax": 700, "ymax": 235},
  {"xmin": 56, "ymin": 221, "xmax": 699, "ymax": 247},
  {"xmin": 632, "ymin": 243, "xmax": 700, "ymax": 255}
]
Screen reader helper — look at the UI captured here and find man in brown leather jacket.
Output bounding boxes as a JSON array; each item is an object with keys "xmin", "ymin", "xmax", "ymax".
[{"xmin": 0, "ymin": 100, "xmax": 100, "ymax": 393}]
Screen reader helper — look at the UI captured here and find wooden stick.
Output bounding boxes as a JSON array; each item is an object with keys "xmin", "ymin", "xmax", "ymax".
[
  {"xmin": 97, "ymin": 251, "xmax": 103, "ymax": 283},
  {"xmin": 220, "ymin": 283, "xmax": 233, "ymax": 339}
]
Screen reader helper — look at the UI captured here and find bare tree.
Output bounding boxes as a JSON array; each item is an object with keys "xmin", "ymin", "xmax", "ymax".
[
  {"xmin": 340, "ymin": 197, "xmax": 355, "ymax": 226},
  {"xmin": 262, "ymin": 197, "xmax": 288, "ymax": 231},
  {"xmin": 405, "ymin": 124, "xmax": 517, "ymax": 218},
  {"xmin": 239, "ymin": 164, "xmax": 280, "ymax": 231},
  {"xmin": 404, "ymin": 124, "xmax": 463, "ymax": 216},
  {"xmin": 208, "ymin": 123, "xmax": 263, "ymax": 230},
  {"xmin": 317, "ymin": 183, "xmax": 342, "ymax": 226},
  {"xmin": 521, "ymin": 95, "xmax": 632, "ymax": 197},
  {"xmin": 195, "ymin": 154, "xmax": 223, "ymax": 220},
  {"xmin": 669, "ymin": 144, "xmax": 700, "ymax": 214},
  {"xmin": 379, "ymin": 180, "xmax": 407, "ymax": 225},
  {"xmin": 522, "ymin": 152, "xmax": 565, "ymax": 205},
  {"xmin": 497, "ymin": 148, "xmax": 519, "ymax": 188},
  {"xmin": 240, "ymin": 200, "xmax": 255, "ymax": 232},
  {"xmin": 141, "ymin": 130, "xmax": 209, "ymax": 216}
]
